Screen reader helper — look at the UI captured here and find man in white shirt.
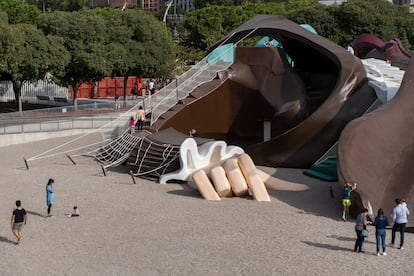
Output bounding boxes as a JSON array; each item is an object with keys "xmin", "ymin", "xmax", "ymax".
[
  {"xmin": 390, "ymin": 198, "xmax": 410, "ymax": 249},
  {"xmin": 148, "ymin": 79, "xmax": 155, "ymax": 95}
]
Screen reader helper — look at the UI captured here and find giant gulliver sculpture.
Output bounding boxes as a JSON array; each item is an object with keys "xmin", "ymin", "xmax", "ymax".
[
  {"xmin": 149, "ymin": 15, "xmax": 377, "ymax": 168},
  {"xmin": 337, "ymin": 56, "xmax": 414, "ymax": 225}
]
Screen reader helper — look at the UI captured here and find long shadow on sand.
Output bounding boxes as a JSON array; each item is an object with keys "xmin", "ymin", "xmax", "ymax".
[
  {"xmin": 167, "ymin": 184, "xmax": 203, "ymax": 199},
  {"xmin": 0, "ymin": 235, "xmax": 18, "ymax": 245},
  {"xmin": 266, "ymin": 168, "xmax": 342, "ymax": 221},
  {"xmin": 27, "ymin": 210, "xmax": 45, "ymax": 218},
  {"xmin": 302, "ymin": 241, "xmax": 355, "ymax": 252},
  {"xmin": 327, "ymin": 234, "xmax": 376, "ymax": 246},
  {"xmin": 327, "ymin": 234, "xmax": 354, "ymax": 242}
]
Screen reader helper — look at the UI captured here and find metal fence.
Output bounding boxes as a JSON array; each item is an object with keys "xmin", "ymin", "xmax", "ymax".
[
  {"xmin": 0, "ymin": 98, "xmax": 146, "ymax": 138},
  {"xmin": 0, "ymin": 80, "xmax": 70, "ymax": 103}
]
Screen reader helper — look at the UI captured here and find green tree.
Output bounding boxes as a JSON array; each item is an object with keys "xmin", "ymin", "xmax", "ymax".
[
  {"xmin": 183, "ymin": 3, "xmax": 289, "ymax": 50},
  {"xmin": 25, "ymin": 0, "xmax": 89, "ymax": 12},
  {"xmin": 95, "ymin": 8, "xmax": 175, "ymax": 101},
  {"xmin": 0, "ymin": 0, "xmax": 40, "ymax": 24},
  {"xmin": 287, "ymin": 4, "xmax": 340, "ymax": 42},
  {"xmin": 334, "ymin": 0, "xmax": 411, "ymax": 47},
  {"xmin": 0, "ymin": 23, "xmax": 70, "ymax": 112},
  {"xmin": 290, "ymin": 0, "xmax": 414, "ymax": 49},
  {"xmin": 0, "ymin": 11, "xmax": 8, "ymax": 24},
  {"xmin": 37, "ymin": 9, "xmax": 175, "ymax": 105},
  {"xmin": 37, "ymin": 10, "xmax": 112, "ymax": 108}
]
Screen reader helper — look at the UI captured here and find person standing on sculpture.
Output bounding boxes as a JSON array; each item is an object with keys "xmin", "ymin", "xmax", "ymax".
[
  {"xmin": 129, "ymin": 116, "xmax": 136, "ymax": 134},
  {"xmin": 189, "ymin": 128, "xmax": 199, "ymax": 137},
  {"xmin": 136, "ymin": 106, "xmax": 145, "ymax": 131},
  {"xmin": 342, "ymin": 181, "xmax": 356, "ymax": 221},
  {"xmin": 46, "ymin": 178, "xmax": 55, "ymax": 217},
  {"xmin": 347, "ymin": 44, "xmax": 355, "ymax": 55},
  {"xmin": 391, "ymin": 198, "xmax": 410, "ymax": 249},
  {"xmin": 11, "ymin": 200, "xmax": 27, "ymax": 244}
]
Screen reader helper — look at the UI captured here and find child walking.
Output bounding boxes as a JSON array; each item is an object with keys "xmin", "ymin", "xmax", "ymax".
[{"xmin": 129, "ymin": 116, "xmax": 136, "ymax": 134}]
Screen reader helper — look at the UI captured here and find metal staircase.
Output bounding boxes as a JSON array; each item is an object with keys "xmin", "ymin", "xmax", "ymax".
[{"xmin": 143, "ymin": 28, "xmax": 258, "ymax": 126}]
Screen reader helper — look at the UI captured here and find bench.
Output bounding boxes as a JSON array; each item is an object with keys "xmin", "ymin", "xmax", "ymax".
[
  {"xmin": 36, "ymin": 95, "xmax": 51, "ymax": 101},
  {"xmin": 54, "ymin": 97, "xmax": 68, "ymax": 103}
]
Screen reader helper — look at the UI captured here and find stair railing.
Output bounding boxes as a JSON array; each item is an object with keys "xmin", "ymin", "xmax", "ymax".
[{"xmin": 148, "ymin": 28, "xmax": 258, "ymax": 126}]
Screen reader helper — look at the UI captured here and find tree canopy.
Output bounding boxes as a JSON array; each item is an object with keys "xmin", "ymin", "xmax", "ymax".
[
  {"xmin": 289, "ymin": 0, "xmax": 414, "ymax": 49},
  {"xmin": 182, "ymin": 0, "xmax": 414, "ymax": 53},
  {"xmin": 0, "ymin": 23, "xmax": 70, "ymax": 111},
  {"xmin": 182, "ymin": 1, "xmax": 317, "ymax": 51},
  {"xmin": 2, "ymin": 0, "xmax": 414, "ymax": 112},
  {"xmin": 0, "ymin": 0, "xmax": 41, "ymax": 24},
  {"xmin": 36, "ymin": 8, "xmax": 175, "ymax": 105},
  {"xmin": 24, "ymin": 0, "xmax": 89, "ymax": 12}
]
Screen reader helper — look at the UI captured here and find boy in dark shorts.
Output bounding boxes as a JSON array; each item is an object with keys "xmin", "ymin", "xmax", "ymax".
[{"xmin": 11, "ymin": 200, "xmax": 27, "ymax": 244}]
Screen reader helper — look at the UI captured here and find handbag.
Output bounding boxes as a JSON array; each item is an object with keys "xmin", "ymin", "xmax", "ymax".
[{"xmin": 361, "ymin": 229, "xmax": 369, "ymax": 237}]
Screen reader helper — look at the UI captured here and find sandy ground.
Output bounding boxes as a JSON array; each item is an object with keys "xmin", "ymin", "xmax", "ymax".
[{"xmin": 0, "ymin": 135, "xmax": 413, "ymax": 275}]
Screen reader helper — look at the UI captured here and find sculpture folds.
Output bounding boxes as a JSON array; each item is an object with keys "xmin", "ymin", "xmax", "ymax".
[
  {"xmin": 159, "ymin": 138, "xmax": 244, "ymax": 184},
  {"xmin": 154, "ymin": 15, "xmax": 377, "ymax": 168},
  {"xmin": 337, "ymin": 56, "xmax": 414, "ymax": 225}
]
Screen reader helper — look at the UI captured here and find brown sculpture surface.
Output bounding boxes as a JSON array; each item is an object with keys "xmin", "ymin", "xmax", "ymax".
[
  {"xmin": 153, "ymin": 15, "xmax": 377, "ymax": 168},
  {"xmin": 337, "ymin": 56, "xmax": 414, "ymax": 225}
]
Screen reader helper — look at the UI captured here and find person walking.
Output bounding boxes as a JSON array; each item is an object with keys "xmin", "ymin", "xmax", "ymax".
[
  {"xmin": 129, "ymin": 116, "xmax": 136, "ymax": 134},
  {"xmin": 342, "ymin": 182, "xmax": 356, "ymax": 221},
  {"xmin": 148, "ymin": 79, "xmax": 155, "ymax": 95},
  {"xmin": 354, "ymin": 208, "xmax": 370, "ymax": 253},
  {"xmin": 391, "ymin": 198, "xmax": 410, "ymax": 249},
  {"xmin": 374, "ymin": 208, "xmax": 389, "ymax": 256},
  {"xmin": 11, "ymin": 200, "xmax": 27, "ymax": 244},
  {"xmin": 136, "ymin": 106, "xmax": 145, "ymax": 131},
  {"xmin": 46, "ymin": 178, "xmax": 55, "ymax": 217}
]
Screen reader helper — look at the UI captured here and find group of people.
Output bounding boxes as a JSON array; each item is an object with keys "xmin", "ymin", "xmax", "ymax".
[
  {"xmin": 9, "ymin": 178, "xmax": 80, "ymax": 245},
  {"xmin": 129, "ymin": 106, "xmax": 146, "ymax": 134},
  {"xmin": 342, "ymin": 182, "xmax": 410, "ymax": 255}
]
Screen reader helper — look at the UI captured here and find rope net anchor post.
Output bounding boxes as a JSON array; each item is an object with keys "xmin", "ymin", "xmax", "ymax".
[
  {"xmin": 101, "ymin": 165, "xmax": 107, "ymax": 176},
  {"xmin": 66, "ymin": 153, "xmax": 77, "ymax": 165},
  {"xmin": 23, "ymin": 157, "xmax": 29, "ymax": 170},
  {"xmin": 129, "ymin": 170, "xmax": 137, "ymax": 184}
]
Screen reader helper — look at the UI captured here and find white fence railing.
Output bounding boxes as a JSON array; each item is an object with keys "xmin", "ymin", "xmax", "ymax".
[{"xmin": 0, "ymin": 80, "xmax": 69, "ymax": 103}]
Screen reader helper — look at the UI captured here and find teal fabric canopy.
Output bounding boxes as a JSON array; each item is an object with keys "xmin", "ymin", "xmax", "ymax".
[{"xmin": 207, "ymin": 43, "xmax": 235, "ymax": 65}]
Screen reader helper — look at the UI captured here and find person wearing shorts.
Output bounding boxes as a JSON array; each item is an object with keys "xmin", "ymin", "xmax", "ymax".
[
  {"xmin": 11, "ymin": 200, "xmax": 27, "ymax": 244},
  {"xmin": 342, "ymin": 182, "xmax": 357, "ymax": 221}
]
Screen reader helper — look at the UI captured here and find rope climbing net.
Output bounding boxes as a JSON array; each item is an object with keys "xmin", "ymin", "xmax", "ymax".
[
  {"xmin": 84, "ymin": 129, "xmax": 144, "ymax": 169},
  {"xmin": 127, "ymin": 137, "xmax": 180, "ymax": 179}
]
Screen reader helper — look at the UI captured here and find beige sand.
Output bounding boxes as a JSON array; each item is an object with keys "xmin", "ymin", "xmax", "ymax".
[{"xmin": 0, "ymin": 135, "xmax": 413, "ymax": 275}]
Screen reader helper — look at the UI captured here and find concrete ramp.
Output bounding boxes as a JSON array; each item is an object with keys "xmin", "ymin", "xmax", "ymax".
[{"xmin": 337, "ymin": 57, "xmax": 414, "ymax": 224}]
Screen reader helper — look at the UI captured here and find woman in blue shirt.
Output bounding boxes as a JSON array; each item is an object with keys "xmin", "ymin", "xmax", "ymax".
[
  {"xmin": 46, "ymin": 178, "xmax": 55, "ymax": 217},
  {"xmin": 374, "ymin": 208, "xmax": 389, "ymax": 256}
]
